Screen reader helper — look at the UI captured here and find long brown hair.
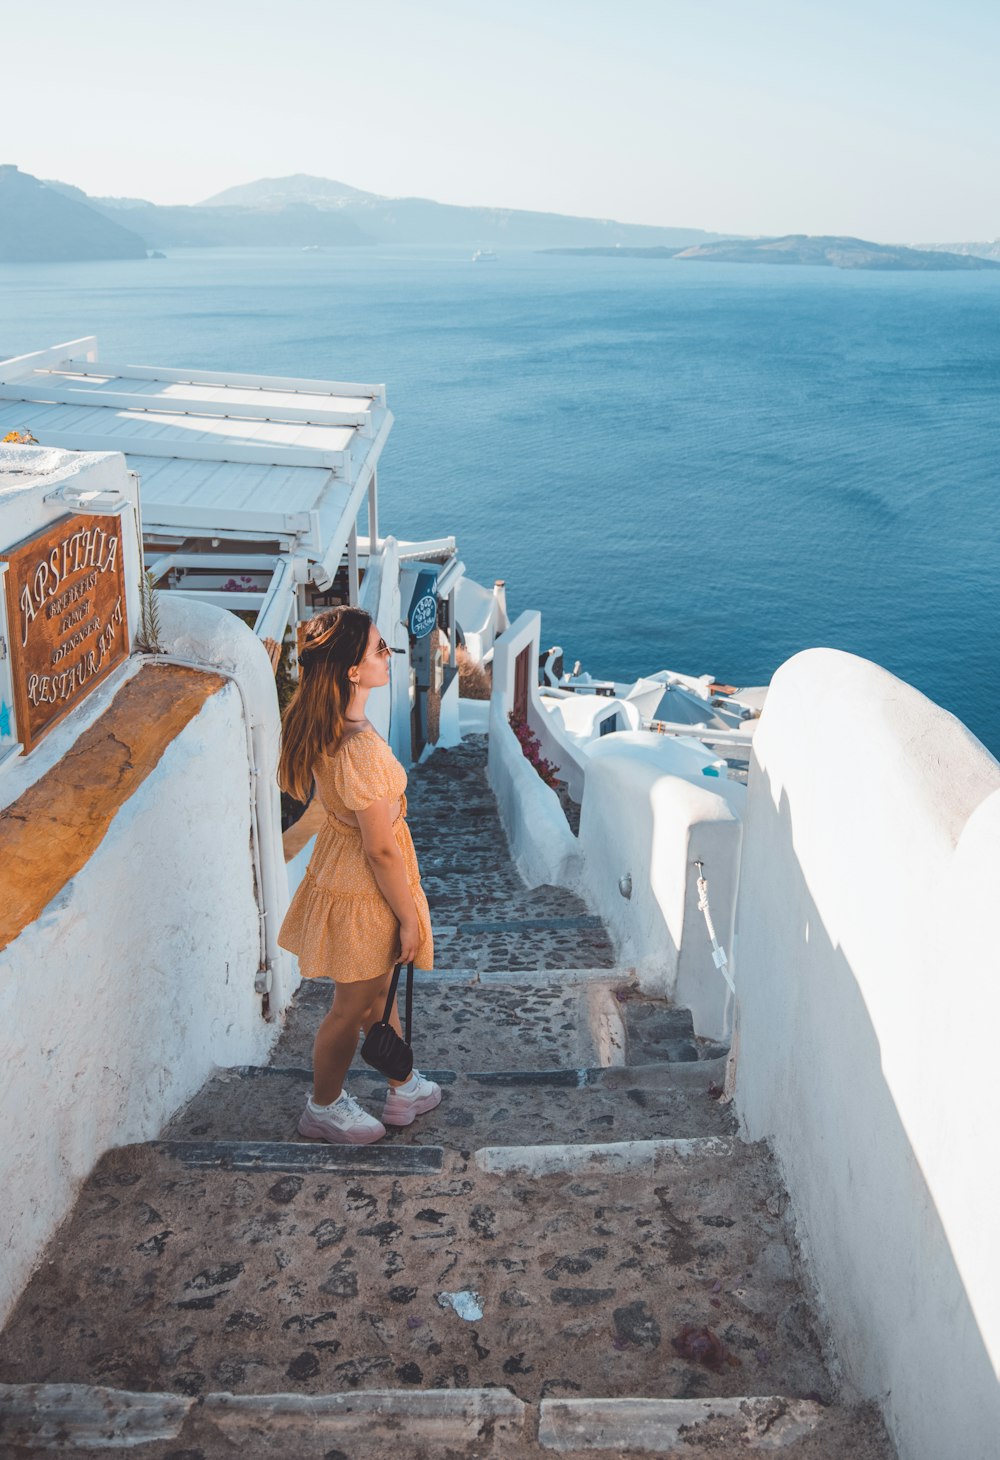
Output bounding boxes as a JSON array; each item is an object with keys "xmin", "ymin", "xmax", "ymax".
[{"xmin": 278, "ymin": 606, "xmax": 372, "ymax": 802}]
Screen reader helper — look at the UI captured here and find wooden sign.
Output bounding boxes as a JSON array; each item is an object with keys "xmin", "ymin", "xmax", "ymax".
[{"xmin": 2, "ymin": 512, "xmax": 129, "ymax": 753}]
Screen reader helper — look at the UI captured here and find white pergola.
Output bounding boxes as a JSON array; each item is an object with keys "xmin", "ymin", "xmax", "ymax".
[{"xmin": 0, "ymin": 338, "xmax": 393, "ymax": 643}]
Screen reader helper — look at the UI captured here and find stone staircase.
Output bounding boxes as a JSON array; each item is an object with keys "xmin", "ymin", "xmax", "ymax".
[{"xmin": 0, "ymin": 737, "xmax": 895, "ymax": 1459}]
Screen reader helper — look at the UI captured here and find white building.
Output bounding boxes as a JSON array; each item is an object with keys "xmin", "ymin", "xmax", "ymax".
[{"xmin": 0, "ymin": 338, "xmax": 508, "ymax": 765}]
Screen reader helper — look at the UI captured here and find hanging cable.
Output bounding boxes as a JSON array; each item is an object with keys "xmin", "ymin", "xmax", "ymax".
[{"xmin": 694, "ymin": 859, "xmax": 736, "ymax": 996}]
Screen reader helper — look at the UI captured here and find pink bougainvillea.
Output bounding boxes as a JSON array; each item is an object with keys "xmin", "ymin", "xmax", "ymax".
[{"xmin": 508, "ymin": 711, "xmax": 560, "ymax": 789}]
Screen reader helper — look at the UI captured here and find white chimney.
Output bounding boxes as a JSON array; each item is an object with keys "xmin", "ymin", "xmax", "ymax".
[{"xmin": 493, "ymin": 579, "xmax": 509, "ymax": 634}]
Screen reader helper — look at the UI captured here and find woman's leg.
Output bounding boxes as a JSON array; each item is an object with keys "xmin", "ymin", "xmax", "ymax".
[{"xmin": 312, "ymin": 965, "xmax": 403, "ymax": 1104}]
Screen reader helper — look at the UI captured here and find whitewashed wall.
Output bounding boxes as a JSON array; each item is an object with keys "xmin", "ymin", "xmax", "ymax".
[
  {"xmin": 0, "ymin": 514, "xmax": 292, "ymax": 1327},
  {"xmin": 734, "ymin": 648, "xmax": 1000, "ymax": 1460},
  {"xmin": 0, "ymin": 677, "xmax": 280, "ymax": 1326},
  {"xmin": 488, "ymin": 613, "xmax": 583, "ymax": 889},
  {"xmin": 438, "ymin": 665, "xmax": 462, "ymax": 748},
  {"xmin": 489, "ymin": 613, "xmax": 742, "ymax": 1028},
  {"xmin": 358, "ymin": 533, "xmax": 404, "ymax": 756},
  {"xmin": 579, "ymin": 736, "xmax": 742, "ymax": 1035},
  {"xmin": 153, "ymin": 594, "xmax": 293, "ymax": 1012}
]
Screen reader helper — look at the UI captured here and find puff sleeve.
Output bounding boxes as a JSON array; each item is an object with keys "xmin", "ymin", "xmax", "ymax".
[{"xmin": 328, "ymin": 732, "xmax": 402, "ymax": 812}]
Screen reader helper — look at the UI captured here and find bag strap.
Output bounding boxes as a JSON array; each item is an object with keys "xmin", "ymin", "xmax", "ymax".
[
  {"xmin": 380, "ymin": 961, "xmax": 415, "ymax": 1045},
  {"xmin": 403, "ymin": 960, "xmax": 413, "ymax": 1045}
]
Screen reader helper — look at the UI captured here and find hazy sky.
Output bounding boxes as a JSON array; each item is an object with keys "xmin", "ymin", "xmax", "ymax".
[{"xmin": 6, "ymin": 0, "xmax": 998, "ymax": 241}]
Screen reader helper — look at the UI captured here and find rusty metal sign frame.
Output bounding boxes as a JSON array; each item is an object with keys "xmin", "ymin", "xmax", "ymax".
[{"xmin": 1, "ymin": 510, "xmax": 130, "ymax": 754}]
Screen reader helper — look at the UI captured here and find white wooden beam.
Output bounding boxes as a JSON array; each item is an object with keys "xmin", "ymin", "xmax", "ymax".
[
  {"xmin": 0, "ymin": 337, "xmax": 96, "ymax": 385},
  {"xmin": 253, "ymin": 556, "xmax": 298, "ymax": 642},
  {"xmin": 55, "ymin": 357, "xmax": 386, "ymax": 404},
  {"xmin": 150, "ymin": 553, "xmax": 289, "ymax": 572},
  {"xmin": 0, "ymin": 381, "xmax": 372, "ymax": 429},
  {"xmin": 368, "ymin": 469, "xmax": 380, "ymax": 548},
  {"xmin": 17, "ymin": 427, "xmax": 347, "ymax": 471},
  {"xmin": 347, "ymin": 522, "xmax": 360, "ymax": 606},
  {"xmin": 167, "ymin": 589, "xmax": 265, "ymax": 610},
  {"xmin": 141, "ymin": 504, "xmax": 314, "ymax": 536}
]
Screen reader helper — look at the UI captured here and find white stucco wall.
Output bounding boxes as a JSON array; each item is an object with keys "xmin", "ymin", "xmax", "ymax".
[
  {"xmin": 734, "ymin": 647, "xmax": 1000, "ymax": 1460},
  {"xmin": 488, "ymin": 613, "xmax": 583, "ymax": 889},
  {"xmin": 487, "ymin": 696, "xmax": 583, "ymax": 890},
  {"xmin": 579, "ymin": 738, "xmax": 742, "ymax": 1034},
  {"xmin": 454, "ymin": 575, "xmax": 505, "ymax": 663},
  {"xmin": 358, "ymin": 534, "xmax": 404, "ymax": 754},
  {"xmin": 153, "ymin": 593, "xmax": 293, "ymax": 1014},
  {"xmin": 0, "ymin": 680, "xmax": 280, "ymax": 1326},
  {"xmin": 438, "ymin": 664, "xmax": 462, "ymax": 748},
  {"xmin": 489, "ymin": 614, "xmax": 741, "ymax": 1020}
]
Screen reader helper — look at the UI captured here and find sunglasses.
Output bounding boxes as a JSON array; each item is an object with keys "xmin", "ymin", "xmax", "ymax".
[{"xmin": 368, "ymin": 637, "xmax": 401, "ymax": 658}]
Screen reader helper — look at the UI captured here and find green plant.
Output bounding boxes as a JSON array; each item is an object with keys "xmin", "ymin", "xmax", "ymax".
[{"xmin": 135, "ymin": 568, "xmax": 163, "ymax": 653}]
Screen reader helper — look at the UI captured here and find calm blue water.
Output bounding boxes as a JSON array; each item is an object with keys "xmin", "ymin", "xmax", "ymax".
[{"xmin": 2, "ymin": 247, "xmax": 999, "ymax": 753}]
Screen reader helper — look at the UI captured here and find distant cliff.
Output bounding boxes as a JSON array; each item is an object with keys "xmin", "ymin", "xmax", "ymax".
[
  {"xmin": 672, "ymin": 235, "xmax": 1000, "ymax": 271},
  {"xmin": 0, "ymin": 166, "xmax": 147, "ymax": 262},
  {"xmin": 41, "ymin": 171, "xmax": 722, "ymax": 253},
  {"xmin": 542, "ymin": 235, "xmax": 1000, "ymax": 271},
  {"xmin": 197, "ymin": 174, "xmax": 725, "ymax": 250}
]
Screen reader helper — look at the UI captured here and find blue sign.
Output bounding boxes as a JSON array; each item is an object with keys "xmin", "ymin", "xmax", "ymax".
[{"xmin": 407, "ymin": 567, "xmax": 439, "ymax": 639}]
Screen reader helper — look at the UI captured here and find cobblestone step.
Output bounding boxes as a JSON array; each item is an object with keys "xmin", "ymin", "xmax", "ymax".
[
  {"xmin": 161, "ymin": 1060, "xmax": 735, "ymax": 1148},
  {"xmin": 0, "ymin": 1137, "xmax": 840, "ymax": 1413},
  {"xmin": 432, "ymin": 924, "xmax": 617, "ymax": 971},
  {"xmin": 270, "ymin": 973, "xmax": 631, "ymax": 1071},
  {"xmin": 270, "ymin": 972, "xmax": 726, "ymax": 1075}
]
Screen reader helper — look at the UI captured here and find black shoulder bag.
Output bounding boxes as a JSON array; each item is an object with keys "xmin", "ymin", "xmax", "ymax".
[{"xmin": 360, "ymin": 961, "xmax": 414, "ymax": 1081}]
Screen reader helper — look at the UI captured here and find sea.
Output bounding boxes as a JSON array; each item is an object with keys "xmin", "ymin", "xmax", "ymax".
[{"xmin": 2, "ymin": 246, "xmax": 998, "ymax": 755}]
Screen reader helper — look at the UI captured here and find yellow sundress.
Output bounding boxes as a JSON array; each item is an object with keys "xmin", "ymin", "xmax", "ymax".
[{"xmin": 277, "ymin": 729, "xmax": 434, "ymax": 982}]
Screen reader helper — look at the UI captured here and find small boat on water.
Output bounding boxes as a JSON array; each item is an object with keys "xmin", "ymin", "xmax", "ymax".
[{"xmin": 472, "ymin": 248, "xmax": 498, "ymax": 262}]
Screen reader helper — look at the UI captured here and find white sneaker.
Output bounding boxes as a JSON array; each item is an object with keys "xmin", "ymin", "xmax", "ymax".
[
  {"xmin": 383, "ymin": 1070, "xmax": 442, "ymax": 1127},
  {"xmin": 298, "ymin": 1092, "xmax": 386, "ymax": 1145}
]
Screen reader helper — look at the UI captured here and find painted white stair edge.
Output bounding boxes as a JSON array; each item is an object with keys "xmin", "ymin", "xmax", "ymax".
[
  {"xmin": 538, "ymin": 1395, "xmax": 827, "ymax": 1452},
  {"xmin": 0, "ymin": 1383, "xmax": 526, "ymax": 1450},
  {"xmin": 475, "ymin": 1135, "xmax": 734, "ymax": 1176},
  {"xmin": 0, "ymin": 1382, "xmax": 189, "ymax": 1449}
]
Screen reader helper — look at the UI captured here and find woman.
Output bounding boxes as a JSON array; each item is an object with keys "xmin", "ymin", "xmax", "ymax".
[{"xmin": 277, "ymin": 605, "xmax": 440, "ymax": 1145}]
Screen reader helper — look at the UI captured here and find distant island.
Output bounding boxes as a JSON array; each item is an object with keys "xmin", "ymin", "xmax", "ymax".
[
  {"xmin": 542, "ymin": 235, "xmax": 1000, "ymax": 272},
  {"xmin": 4, "ymin": 166, "xmax": 998, "ymax": 270},
  {"xmin": 2, "ymin": 165, "xmax": 725, "ymax": 263}
]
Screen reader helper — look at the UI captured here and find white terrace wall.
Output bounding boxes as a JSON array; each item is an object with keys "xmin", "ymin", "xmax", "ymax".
[
  {"xmin": 734, "ymin": 648, "xmax": 1000, "ymax": 1460},
  {"xmin": 358, "ymin": 534, "xmax": 405, "ymax": 758},
  {"xmin": 579, "ymin": 737, "xmax": 742, "ymax": 1038},
  {"xmin": 535, "ymin": 690, "xmax": 641, "ymax": 803},
  {"xmin": 488, "ymin": 612, "xmax": 583, "ymax": 889},
  {"xmin": 0, "ymin": 595, "xmax": 288, "ymax": 1326},
  {"xmin": 490, "ymin": 613, "xmax": 741, "ymax": 1032}
]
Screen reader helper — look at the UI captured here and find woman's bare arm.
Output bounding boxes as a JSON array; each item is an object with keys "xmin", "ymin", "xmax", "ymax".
[
  {"xmin": 281, "ymin": 798, "xmax": 326, "ymax": 863},
  {"xmin": 355, "ymin": 796, "xmax": 420, "ymax": 961}
]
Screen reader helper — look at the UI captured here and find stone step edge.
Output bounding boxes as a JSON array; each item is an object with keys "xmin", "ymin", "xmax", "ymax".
[
  {"xmin": 148, "ymin": 1139, "xmax": 446, "ymax": 1174},
  {"xmin": 0, "ymin": 1384, "xmax": 835, "ymax": 1453},
  {"xmin": 0, "ymin": 1382, "xmax": 524, "ymax": 1451},
  {"xmin": 219, "ymin": 1057, "xmax": 729, "ymax": 1089},
  {"xmin": 118, "ymin": 1133, "xmax": 734, "ymax": 1179},
  {"xmin": 295, "ymin": 967, "xmax": 634, "ymax": 987},
  {"xmin": 475, "ymin": 1135, "xmax": 734, "ymax": 1176},
  {"xmin": 537, "ymin": 1395, "xmax": 828, "ymax": 1452}
]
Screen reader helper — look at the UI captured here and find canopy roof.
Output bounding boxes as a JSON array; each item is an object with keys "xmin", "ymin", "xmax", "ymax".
[{"xmin": 0, "ymin": 338, "xmax": 392, "ymax": 572}]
